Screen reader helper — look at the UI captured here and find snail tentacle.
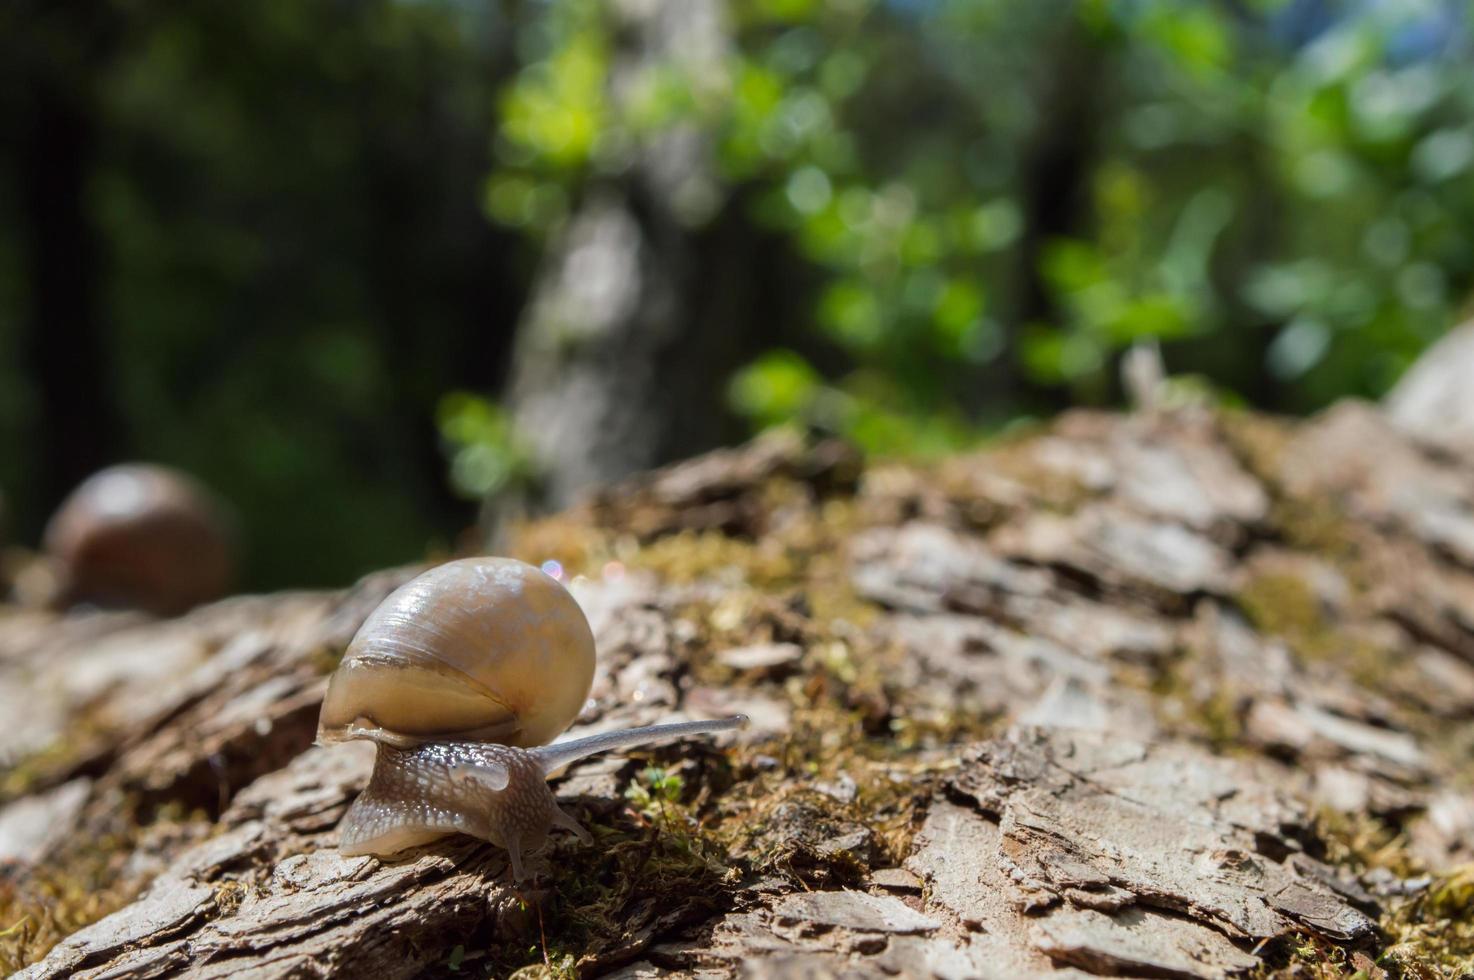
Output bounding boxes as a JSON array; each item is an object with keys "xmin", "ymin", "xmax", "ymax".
[
  {"xmin": 549, "ymin": 803, "xmax": 592, "ymax": 844},
  {"xmin": 505, "ymin": 834, "xmax": 526, "ymax": 882},
  {"xmin": 530, "ymin": 715, "xmax": 749, "ymax": 776}
]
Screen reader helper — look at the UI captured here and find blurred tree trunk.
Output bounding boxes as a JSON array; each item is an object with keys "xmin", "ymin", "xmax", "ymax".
[
  {"xmin": 358, "ymin": 66, "xmax": 528, "ymax": 543},
  {"xmin": 11, "ymin": 2, "xmax": 120, "ymax": 526},
  {"xmin": 496, "ymin": 0, "xmax": 783, "ymax": 530},
  {"xmin": 1006, "ymin": 15, "xmax": 1105, "ymax": 410}
]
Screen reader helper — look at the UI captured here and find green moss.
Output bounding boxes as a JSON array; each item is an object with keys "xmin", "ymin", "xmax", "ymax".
[
  {"xmin": 1217, "ymin": 408, "xmax": 1294, "ymax": 488},
  {"xmin": 632, "ymin": 530, "xmax": 802, "ymax": 588},
  {"xmin": 1236, "ymin": 815, "xmax": 1474, "ymax": 977},
  {"xmin": 926, "ymin": 436, "xmax": 1098, "ymax": 526},
  {"xmin": 1275, "ymin": 497, "xmax": 1366, "ymax": 568},
  {"xmin": 1250, "ymin": 931, "xmax": 1366, "ymax": 980},
  {"xmin": 1297, "ymin": 813, "xmax": 1474, "ymax": 979},
  {"xmin": 491, "ymin": 457, "xmax": 1013, "ymax": 971},
  {"xmin": 1183, "ymin": 687, "xmax": 1245, "ymax": 748},
  {"xmin": 1377, "ymin": 865, "xmax": 1474, "ymax": 977},
  {"xmin": 1, "ymin": 832, "xmax": 141, "ymax": 971},
  {"xmin": 1236, "ymin": 569, "xmax": 1407, "ymax": 700},
  {"xmin": 0, "ymin": 732, "xmax": 107, "ymax": 809},
  {"xmin": 1219, "ymin": 408, "xmax": 1374, "ymax": 589},
  {"xmin": 479, "ymin": 771, "xmax": 735, "ymax": 978},
  {"xmin": 1137, "ymin": 642, "xmax": 1248, "ymax": 750},
  {"xmin": 1237, "ymin": 572, "xmax": 1324, "ymax": 643},
  {"xmin": 469, "ymin": 694, "xmax": 956, "ymax": 976},
  {"xmin": 0, "ymin": 796, "xmax": 212, "ymax": 973}
]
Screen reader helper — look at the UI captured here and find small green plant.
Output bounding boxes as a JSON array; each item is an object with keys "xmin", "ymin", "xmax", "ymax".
[{"xmin": 624, "ymin": 766, "xmax": 685, "ymax": 816}]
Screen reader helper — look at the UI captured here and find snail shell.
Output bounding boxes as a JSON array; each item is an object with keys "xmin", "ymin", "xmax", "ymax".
[
  {"xmin": 44, "ymin": 463, "xmax": 233, "ymax": 616},
  {"xmin": 317, "ymin": 557, "xmax": 596, "ymax": 750},
  {"xmin": 317, "ymin": 556, "xmax": 747, "ymax": 877}
]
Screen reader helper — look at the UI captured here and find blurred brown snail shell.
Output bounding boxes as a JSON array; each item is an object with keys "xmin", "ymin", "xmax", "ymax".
[{"xmin": 43, "ymin": 463, "xmax": 233, "ymax": 616}]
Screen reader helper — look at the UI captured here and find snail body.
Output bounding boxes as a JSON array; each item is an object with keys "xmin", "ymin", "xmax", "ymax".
[{"xmin": 319, "ymin": 557, "xmax": 745, "ymax": 879}]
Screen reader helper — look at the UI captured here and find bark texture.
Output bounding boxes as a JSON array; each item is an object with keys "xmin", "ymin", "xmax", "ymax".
[
  {"xmin": 4, "ymin": 400, "xmax": 1474, "ymax": 978},
  {"xmin": 1386, "ymin": 317, "xmax": 1474, "ymax": 454}
]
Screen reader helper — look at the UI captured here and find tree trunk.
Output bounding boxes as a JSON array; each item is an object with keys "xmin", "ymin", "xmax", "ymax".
[
  {"xmin": 12, "ymin": 2, "xmax": 121, "ymax": 530},
  {"xmin": 497, "ymin": 0, "xmax": 787, "ymax": 530},
  {"xmin": 5, "ymin": 395, "xmax": 1474, "ymax": 977}
]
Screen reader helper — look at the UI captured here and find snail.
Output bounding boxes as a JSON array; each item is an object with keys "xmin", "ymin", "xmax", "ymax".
[
  {"xmin": 43, "ymin": 463, "xmax": 234, "ymax": 616},
  {"xmin": 317, "ymin": 556, "xmax": 746, "ymax": 880}
]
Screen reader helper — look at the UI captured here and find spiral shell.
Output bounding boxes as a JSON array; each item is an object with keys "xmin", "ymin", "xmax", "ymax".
[
  {"xmin": 44, "ymin": 463, "xmax": 233, "ymax": 616},
  {"xmin": 317, "ymin": 557, "xmax": 595, "ymax": 749}
]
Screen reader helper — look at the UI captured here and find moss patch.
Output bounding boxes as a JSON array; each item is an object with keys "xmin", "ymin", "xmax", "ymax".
[
  {"xmin": 487, "ymin": 478, "xmax": 949, "ymax": 974},
  {"xmin": 1380, "ymin": 866, "xmax": 1474, "ymax": 977},
  {"xmin": 1235, "ymin": 569, "xmax": 1391, "ymax": 683},
  {"xmin": 1237, "ymin": 572, "xmax": 1324, "ymax": 644},
  {"xmin": 1309, "ymin": 813, "xmax": 1474, "ymax": 979},
  {"xmin": 0, "ymin": 800, "xmax": 208, "ymax": 973},
  {"xmin": 0, "ymin": 728, "xmax": 112, "ymax": 809},
  {"xmin": 1148, "ymin": 663, "xmax": 1247, "ymax": 749}
]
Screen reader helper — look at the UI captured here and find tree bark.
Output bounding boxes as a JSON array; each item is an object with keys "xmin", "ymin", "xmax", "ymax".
[
  {"xmin": 1385, "ymin": 316, "xmax": 1474, "ymax": 453},
  {"xmin": 6, "ymin": 395, "xmax": 1474, "ymax": 977}
]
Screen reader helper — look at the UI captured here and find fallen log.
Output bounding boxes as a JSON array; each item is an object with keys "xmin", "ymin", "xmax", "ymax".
[{"xmin": 4, "ymin": 400, "xmax": 1474, "ymax": 978}]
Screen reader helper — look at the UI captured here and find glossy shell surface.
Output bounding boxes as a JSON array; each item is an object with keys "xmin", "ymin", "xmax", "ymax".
[{"xmin": 318, "ymin": 557, "xmax": 595, "ymax": 749}]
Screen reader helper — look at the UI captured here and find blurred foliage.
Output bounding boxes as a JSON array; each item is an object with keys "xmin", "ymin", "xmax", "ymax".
[
  {"xmin": 476, "ymin": 0, "xmax": 1474, "ymax": 458},
  {"xmin": 438, "ymin": 392, "xmax": 535, "ymax": 499},
  {"xmin": 4, "ymin": 0, "xmax": 1474, "ymax": 589},
  {"xmin": 0, "ymin": 0, "xmax": 520, "ymax": 587}
]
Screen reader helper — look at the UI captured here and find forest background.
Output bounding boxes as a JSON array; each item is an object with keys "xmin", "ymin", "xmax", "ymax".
[{"xmin": 2, "ymin": 0, "xmax": 1470, "ymax": 590}]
